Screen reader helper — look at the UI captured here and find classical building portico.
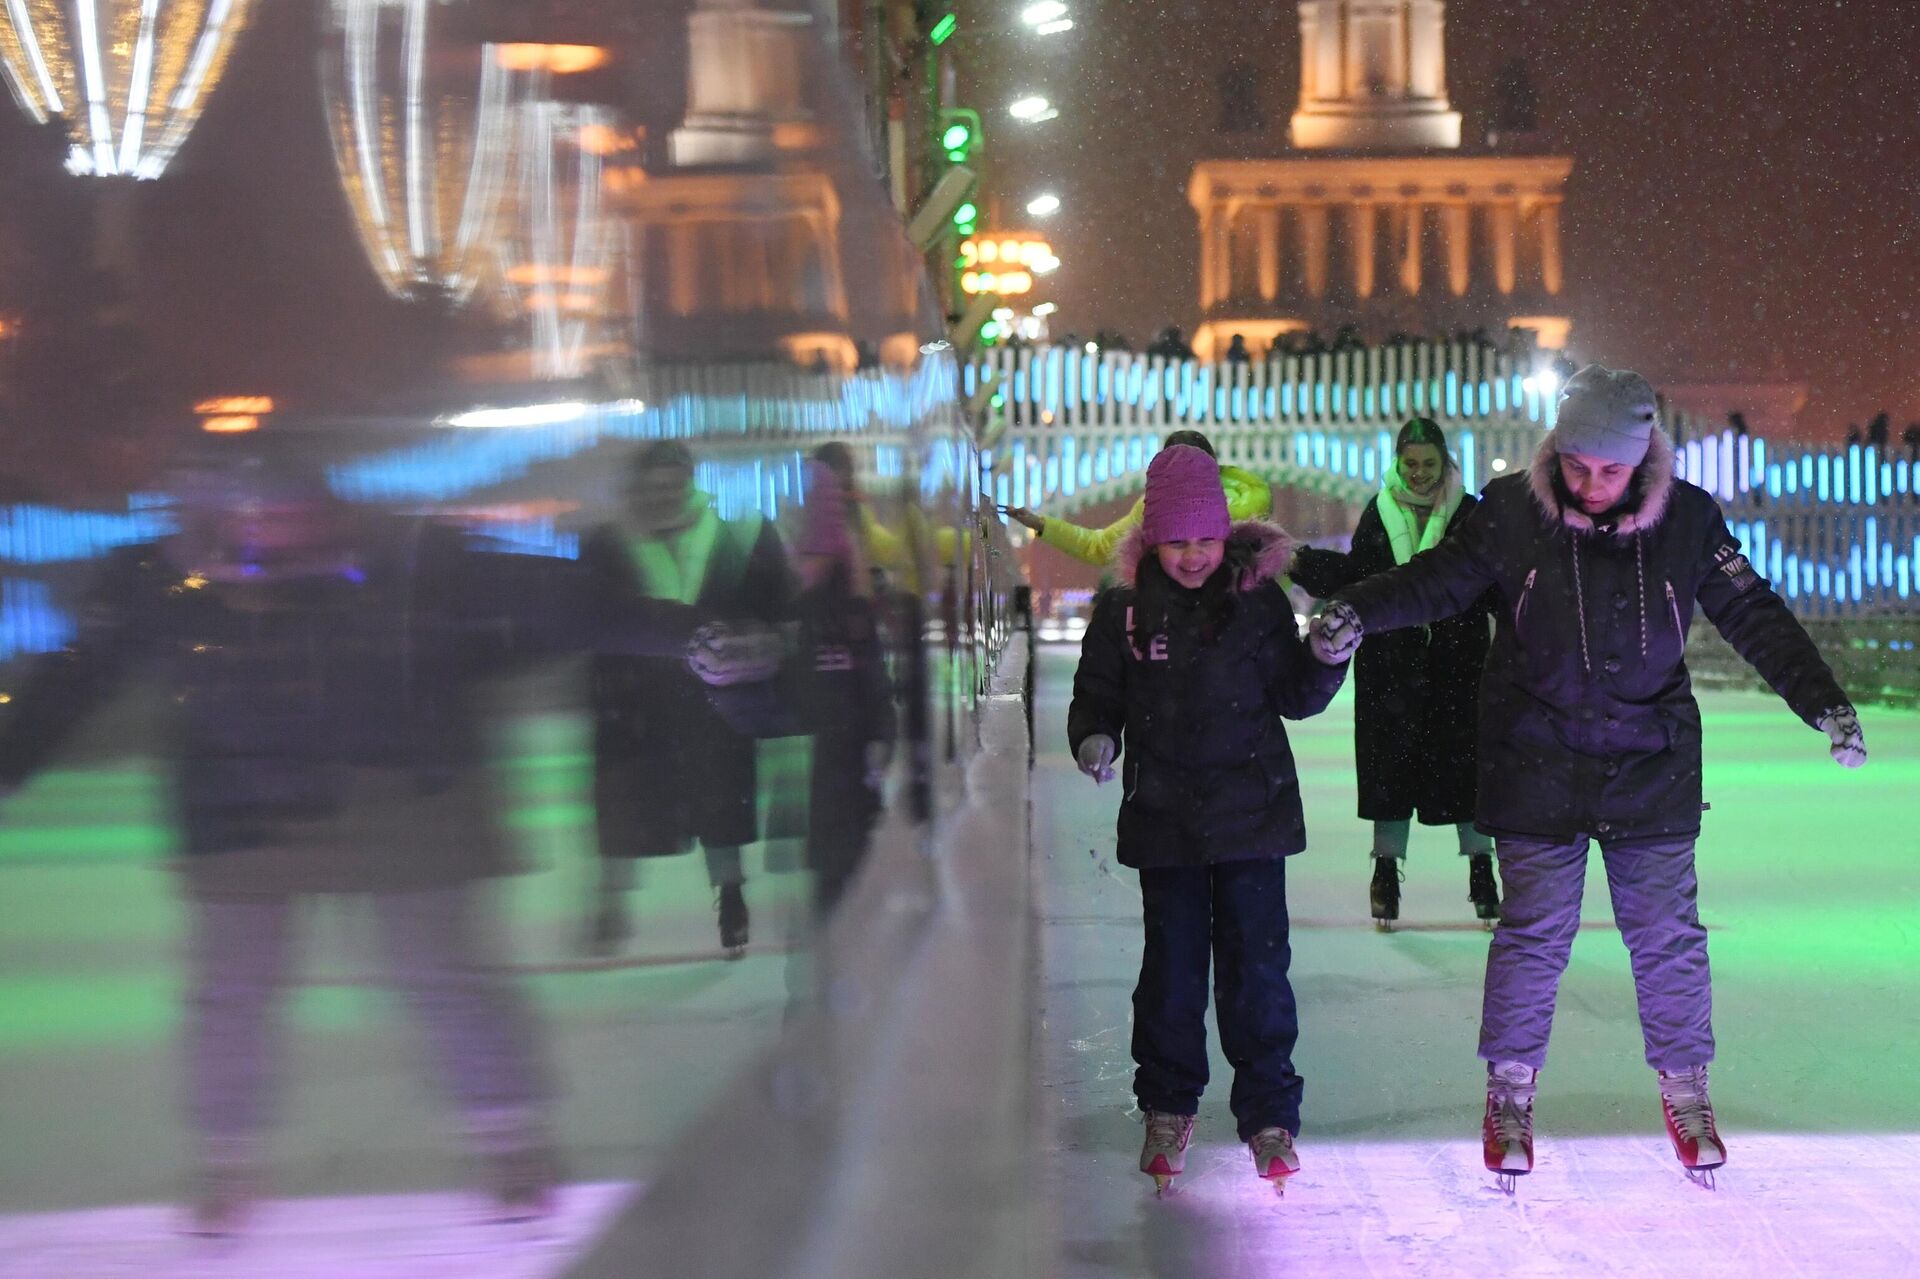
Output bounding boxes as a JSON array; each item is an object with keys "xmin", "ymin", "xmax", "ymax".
[{"xmin": 1192, "ymin": 0, "xmax": 1574, "ymax": 359}]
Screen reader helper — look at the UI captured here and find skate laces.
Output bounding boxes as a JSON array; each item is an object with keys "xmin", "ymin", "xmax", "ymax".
[
  {"xmin": 1659, "ymin": 1067, "xmax": 1717, "ymax": 1139},
  {"xmin": 1144, "ymin": 1112, "xmax": 1190, "ymax": 1151},
  {"xmin": 1488, "ymin": 1065, "xmax": 1535, "ymax": 1147}
]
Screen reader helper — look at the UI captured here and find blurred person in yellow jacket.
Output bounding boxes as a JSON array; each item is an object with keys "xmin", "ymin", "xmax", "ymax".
[{"xmin": 999, "ymin": 430, "xmax": 1273, "ymax": 567}]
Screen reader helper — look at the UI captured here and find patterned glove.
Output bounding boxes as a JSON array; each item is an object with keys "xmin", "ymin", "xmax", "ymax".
[
  {"xmin": 1075, "ymin": 734, "xmax": 1117, "ymax": 785},
  {"xmin": 1308, "ymin": 601, "xmax": 1363, "ymax": 665},
  {"xmin": 1817, "ymin": 706, "xmax": 1866, "ymax": 769},
  {"xmin": 686, "ymin": 622, "xmax": 786, "ymax": 687}
]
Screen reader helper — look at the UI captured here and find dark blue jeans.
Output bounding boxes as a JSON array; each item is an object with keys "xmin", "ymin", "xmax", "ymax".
[{"xmin": 1133, "ymin": 858, "xmax": 1302, "ymax": 1141}]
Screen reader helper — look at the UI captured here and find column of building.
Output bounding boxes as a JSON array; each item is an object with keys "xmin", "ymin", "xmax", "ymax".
[{"xmin": 1202, "ymin": 188, "xmax": 1566, "ymax": 306}]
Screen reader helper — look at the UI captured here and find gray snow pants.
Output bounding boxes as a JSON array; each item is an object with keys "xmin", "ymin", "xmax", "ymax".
[
  {"xmin": 1478, "ymin": 834, "xmax": 1714, "ymax": 1072},
  {"xmin": 184, "ymin": 883, "xmax": 549, "ymax": 1150}
]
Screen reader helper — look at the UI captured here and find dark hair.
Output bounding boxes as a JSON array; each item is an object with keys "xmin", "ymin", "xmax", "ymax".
[
  {"xmin": 1395, "ymin": 417, "xmax": 1448, "ymax": 454},
  {"xmin": 1161, "ymin": 429, "xmax": 1217, "ymax": 458},
  {"xmin": 632, "ymin": 440, "xmax": 694, "ymax": 474},
  {"xmin": 810, "ymin": 440, "xmax": 857, "ymax": 485},
  {"xmin": 1129, "ymin": 551, "xmax": 1237, "ymax": 651}
]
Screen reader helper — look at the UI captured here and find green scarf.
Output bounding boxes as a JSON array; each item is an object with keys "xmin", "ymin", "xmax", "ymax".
[
  {"xmin": 627, "ymin": 491, "xmax": 724, "ymax": 606},
  {"xmin": 1376, "ymin": 463, "xmax": 1463, "ymax": 566}
]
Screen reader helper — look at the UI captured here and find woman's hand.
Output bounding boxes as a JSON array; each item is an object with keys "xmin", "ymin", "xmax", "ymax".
[{"xmin": 999, "ymin": 505, "xmax": 1045, "ymax": 534}]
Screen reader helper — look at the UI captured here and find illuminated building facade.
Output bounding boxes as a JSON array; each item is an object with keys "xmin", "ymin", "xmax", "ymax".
[{"xmin": 1191, "ymin": 0, "xmax": 1574, "ymax": 360}]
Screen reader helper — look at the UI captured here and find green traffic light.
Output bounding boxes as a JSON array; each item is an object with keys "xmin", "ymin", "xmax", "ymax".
[
  {"xmin": 953, "ymin": 202, "xmax": 978, "ymax": 226},
  {"xmin": 942, "ymin": 123, "xmax": 972, "ymax": 152},
  {"xmin": 930, "ymin": 13, "xmax": 957, "ymax": 45}
]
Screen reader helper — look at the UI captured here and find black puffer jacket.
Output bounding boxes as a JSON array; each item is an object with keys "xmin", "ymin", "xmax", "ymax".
[
  {"xmin": 1291, "ymin": 489, "xmax": 1492, "ymax": 825},
  {"xmin": 1334, "ymin": 431, "xmax": 1851, "ymax": 846},
  {"xmin": 1069, "ymin": 521, "xmax": 1349, "ymax": 869}
]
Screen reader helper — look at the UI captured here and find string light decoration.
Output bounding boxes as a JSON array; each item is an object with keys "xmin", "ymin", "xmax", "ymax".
[{"xmin": 0, "ymin": 0, "xmax": 260, "ymax": 178}]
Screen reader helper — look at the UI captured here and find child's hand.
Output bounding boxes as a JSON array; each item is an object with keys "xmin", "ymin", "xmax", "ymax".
[{"xmin": 1076, "ymin": 735, "xmax": 1117, "ymax": 784}]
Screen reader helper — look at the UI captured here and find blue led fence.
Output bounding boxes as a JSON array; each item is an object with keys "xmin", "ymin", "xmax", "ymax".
[{"xmin": 0, "ymin": 578, "xmax": 76, "ymax": 662}]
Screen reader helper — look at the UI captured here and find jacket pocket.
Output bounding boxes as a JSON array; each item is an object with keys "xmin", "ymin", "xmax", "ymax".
[{"xmin": 1512, "ymin": 568, "xmax": 1538, "ymax": 636}]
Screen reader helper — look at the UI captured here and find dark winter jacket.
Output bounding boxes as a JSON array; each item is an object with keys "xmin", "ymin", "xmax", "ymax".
[
  {"xmin": 583, "ymin": 511, "xmax": 792, "ymax": 757},
  {"xmin": 1333, "ymin": 431, "xmax": 1851, "ymax": 846},
  {"xmin": 1291, "ymin": 489, "xmax": 1492, "ymax": 825},
  {"xmin": 1069, "ymin": 521, "xmax": 1349, "ymax": 869},
  {"xmin": 0, "ymin": 521, "xmax": 695, "ymax": 882}
]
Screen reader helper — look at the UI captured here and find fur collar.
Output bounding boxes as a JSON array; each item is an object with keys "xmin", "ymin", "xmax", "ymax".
[
  {"xmin": 1528, "ymin": 427, "xmax": 1676, "ymax": 534},
  {"xmin": 1114, "ymin": 519, "xmax": 1297, "ymax": 593}
]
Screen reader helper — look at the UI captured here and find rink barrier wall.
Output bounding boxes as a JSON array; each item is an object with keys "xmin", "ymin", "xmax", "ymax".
[{"xmin": 572, "ymin": 635, "xmax": 1041, "ymax": 1278}]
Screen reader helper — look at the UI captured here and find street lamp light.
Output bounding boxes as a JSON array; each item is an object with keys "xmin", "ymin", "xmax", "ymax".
[
  {"xmin": 1026, "ymin": 193, "xmax": 1061, "ymax": 217},
  {"xmin": 1008, "ymin": 95, "xmax": 1056, "ymax": 123},
  {"xmin": 1021, "ymin": 2, "xmax": 1069, "ymax": 25}
]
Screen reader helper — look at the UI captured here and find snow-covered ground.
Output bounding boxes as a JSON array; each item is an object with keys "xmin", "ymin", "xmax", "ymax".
[{"xmin": 1032, "ymin": 646, "xmax": 1920, "ymax": 1278}]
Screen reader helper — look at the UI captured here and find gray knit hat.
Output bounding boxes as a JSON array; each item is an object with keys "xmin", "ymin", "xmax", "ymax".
[{"xmin": 1553, "ymin": 365, "xmax": 1659, "ymax": 465}]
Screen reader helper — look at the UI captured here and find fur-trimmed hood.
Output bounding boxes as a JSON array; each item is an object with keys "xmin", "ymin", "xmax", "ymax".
[
  {"xmin": 1528, "ymin": 426, "xmax": 1676, "ymax": 534},
  {"xmin": 1113, "ymin": 518, "xmax": 1297, "ymax": 592}
]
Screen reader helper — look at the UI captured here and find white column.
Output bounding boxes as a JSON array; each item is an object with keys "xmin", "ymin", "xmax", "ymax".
[
  {"xmin": 1301, "ymin": 204, "xmax": 1330, "ymax": 299},
  {"xmin": 1298, "ymin": 0, "xmax": 1325, "ymax": 102},
  {"xmin": 1398, "ymin": 202, "xmax": 1423, "ymax": 295},
  {"xmin": 1198, "ymin": 205, "xmax": 1217, "ymax": 309},
  {"xmin": 1256, "ymin": 205, "xmax": 1281, "ymax": 301},
  {"xmin": 1407, "ymin": 0, "xmax": 1448, "ymax": 100},
  {"xmin": 1443, "ymin": 203, "xmax": 1470, "ymax": 296},
  {"xmin": 1350, "ymin": 202, "xmax": 1378, "ymax": 298},
  {"xmin": 1311, "ymin": 0, "xmax": 1345, "ymax": 101},
  {"xmin": 1538, "ymin": 199, "xmax": 1565, "ymax": 295},
  {"xmin": 1211, "ymin": 206, "xmax": 1233, "ymax": 305},
  {"xmin": 1492, "ymin": 200, "xmax": 1518, "ymax": 295}
]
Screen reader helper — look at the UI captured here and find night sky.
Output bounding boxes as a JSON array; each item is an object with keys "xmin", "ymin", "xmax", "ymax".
[
  {"xmin": 971, "ymin": 0, "xmax": 1920, "ymax": 439},
  {"xmin": 1, "ymin": 0, "xmax": 1915, "ymax": 443}
]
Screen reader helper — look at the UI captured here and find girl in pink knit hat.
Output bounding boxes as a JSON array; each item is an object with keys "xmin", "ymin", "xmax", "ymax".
[{"xmin": 1067, "ymin": 444, "xmax": 1350, "ymax": 1196}]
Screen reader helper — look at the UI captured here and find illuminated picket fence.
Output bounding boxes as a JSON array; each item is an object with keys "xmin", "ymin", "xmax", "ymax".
[
  {"xmin": 968, "ymin": 342, "xmax": 1563, "ymax": 430},
  {"xmin": 1727, "ymin": 511, "xmax": 1920, "ymax": 617},
  {"xmin": 1677, "ymin": 431, "xmax": 1920, "ymax": 509},
  {"xmin": 989, "ymin": 414, "xmax": 1550, "ymax": 518},
  {"xmin": 331, "ymin": 362, "xmax": 946, "ymax": 505}
]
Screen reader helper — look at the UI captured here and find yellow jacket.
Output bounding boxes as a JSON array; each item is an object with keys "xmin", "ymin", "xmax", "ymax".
[{"xmin": 1035, "ymin": 464, "xmax": 1273, "ymax": 567}]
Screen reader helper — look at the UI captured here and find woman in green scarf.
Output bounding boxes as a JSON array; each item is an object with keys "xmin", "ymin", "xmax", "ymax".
[{"xmin": 1289, "ymin": 418, "xmax": 1501, "ymax": 930}]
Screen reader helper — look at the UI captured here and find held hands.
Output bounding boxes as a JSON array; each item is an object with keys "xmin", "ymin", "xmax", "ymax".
[
  {"xmin": 1076, "ymin": 734, "xmax": 1117, "ymax": 785},
  {"xmin": 686, "ymin": 622, "xmax": 786, "ymax": 687},
  {"xmin": 1307, "ymin": 601, "xmax": 1363, "ymax": 666},
  {"xmin": 1817, "ymin": 706, "xmax": 1867, "ymax": 768}
]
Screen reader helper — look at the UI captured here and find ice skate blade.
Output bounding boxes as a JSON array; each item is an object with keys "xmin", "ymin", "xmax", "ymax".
[
  {"xmin": 724, "ymin": 945, "xmax": 748, "ymax": 961},
  {"xmin": 1151, "ymin": 1173, "xmax": 1174, "ymax": 1196},
  {"xmin": 1373, "ymin": 918, "xmax": 1395, "ymax": 933},
  {"xmin": 1263, "ymin": 1174, "xmax": 1293, "ymax": 1197},
  {"xmin": 1481, "ymin": 917, "xmax": 1498, "ymax": 932},
  {"xmin": 1494, "ymin": 1170, "xmax": 1523, "ymax": 1195},
  {"xmin": 1684, "ymin": 1167, "xmax": 1718, "ymax": 1191}
]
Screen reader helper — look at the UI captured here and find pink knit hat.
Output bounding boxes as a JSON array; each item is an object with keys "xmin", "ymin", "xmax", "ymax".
[{"xmin": 1141, "ymin": 444, "xmax": 1230, "ymax": 545}]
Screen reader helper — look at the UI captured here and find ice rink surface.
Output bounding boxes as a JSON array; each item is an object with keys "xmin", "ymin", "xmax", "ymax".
[
  {"xmin": 1032, "ymin": 646, "xmax": 1920, "ymax": 1279},
  {"xmin": 0, "ymin": 651, "xmax": 1916, "ymax": 1276}
]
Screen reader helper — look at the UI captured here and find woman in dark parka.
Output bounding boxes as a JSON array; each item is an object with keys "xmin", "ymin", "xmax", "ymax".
[{"xmin": 1288, "ymin": 418, "xmax": 1500, "ymax": 928}]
